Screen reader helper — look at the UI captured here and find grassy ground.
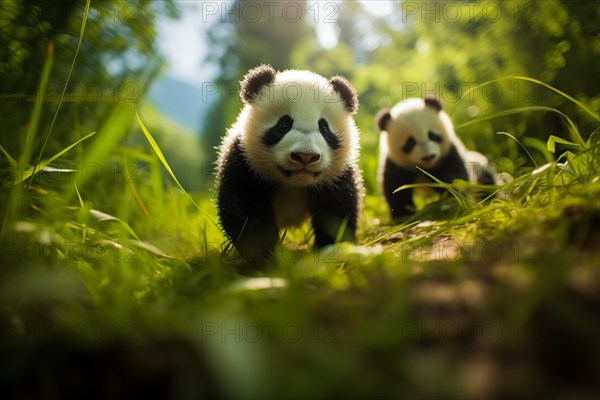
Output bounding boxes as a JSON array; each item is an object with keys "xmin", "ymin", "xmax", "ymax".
[
  {"xmin": 1, "ymin": 88, "xmax": 599, "ymax": 398},
  {"xmin": 0, "ymin": 110, "xmax": 600, "ymax": 398}
]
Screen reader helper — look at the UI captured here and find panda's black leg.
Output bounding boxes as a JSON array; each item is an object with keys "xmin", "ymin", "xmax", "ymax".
[
  {"xmin": 424, "ymin": 145, "xmax": 469, "ymax": 199},
  {"xmin": 383, "ymin": 158, "xmax": 416, "ymax": 219},
  {"xmin": 387, "ymin": 188, "xmax": 414, "ymax": 220},
  {"xmin": 228, "ymin": 214, "xmax": 279, "ymax": 262},
  {"xmin": 308, "ymin": 167, "xmax": 359, "ymax": 248},
  {"xmin": 217, "ymin": 138, "xmax": 279, "ymax": 262},
  {"xmin": 219, "ymin": 192, "xmax": 279, "ymax": 262}
]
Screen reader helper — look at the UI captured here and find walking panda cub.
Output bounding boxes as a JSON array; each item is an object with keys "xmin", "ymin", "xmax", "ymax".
[
  {"xmin": 376, "ymin": 97, "xmax": 501, "ymax": 219},
  {"xmin": 216, "ymin": 64, "xmax": 363, "ymax": 261}
]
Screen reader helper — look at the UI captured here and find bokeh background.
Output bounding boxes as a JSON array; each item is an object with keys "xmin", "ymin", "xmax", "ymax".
[
  {"xmin": 1, "ymin": 1, "xmax": 599, "ymax": 399},
  {"xmin": 2, "ymin": 0, "xmax": 598, "ymax": 192}
]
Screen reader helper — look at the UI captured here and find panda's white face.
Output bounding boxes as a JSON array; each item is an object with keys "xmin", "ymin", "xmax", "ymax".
[
  {"xmin": 240, "ymin": 70, "xmax": 359, "ymax": 186},
  {"xmin": 383, "ymin": 98, "xmax": 453, "ymax": 169}
]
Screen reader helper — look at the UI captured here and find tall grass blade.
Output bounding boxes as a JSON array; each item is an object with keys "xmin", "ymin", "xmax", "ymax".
[
  {"xmin": 21, "ymin": 42, "xmax": 54, "ymax": 168},
  {"xmin": 135, "ymin": 110, "xmax": 200, "ymax": 209},
  {"xmin": 511, "ymin": 76, "xmax": 599, "ymax": 121},
  {"xmin": 451, "ymin": 76, "xmax": 599, "ymax": 122},
  {"xmin": 497, "ymin": 131, "xmax": 538, "ymax": 168},
  {"xmin": 547, "ymin": 135, "xmax": 580, "ymax": 154},
  {"xmin": 412, "ymin": 167, "xmax": 469, "ymax": 211},
  {"xmin": 523, "ymin": 137, "xmax": 554, "ymax": 164},
  {"xmin": 31, "ymin": 0, "xmax": 91, "ymax": 181},
  {"xmin": 456, "ymin": 106, "xmax": 564, "ymax": 129},
  {"xmin": 0, "ymin": 144, "xmax": 18, "ymax": 182},
  {"xmin": 335, "ymin": 217, "xmax": 350, "ymax": 244},
  {"xmin": 456, "ymin": 106, "xmax": 585, "ymax": 147},
  {"xmin": 74, "ymin": 183, "xmax": 89, "ymax": 241},
  {"xmin": 363, "ymin": 220, "xmax": 421, "ymax": 246},
  {"xmin": 20, "ymin": 131, "xmax": 96, "ymax": 182}
]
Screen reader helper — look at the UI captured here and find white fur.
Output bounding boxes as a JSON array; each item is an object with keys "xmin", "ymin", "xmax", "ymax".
[
  {"xmin": 273, "ymin": 187, "xmax": 309, "ymax": 228},
  {"xmin": 271, "ymin": 130, "xmax": 331, "ymax": 178},
  {"xmin": 377, "ymin": 98, "xmax": 503, "ymax": 186},
  {"xmin": 230, "ymin": 69, "xmax": 360, "ymax": 187},
  {"xmin": 381, "ymin": 98, "xmax": 458, "ymax": 169},
  {"xmin": 463, "ymin": 150, "xmax": 490, "ymax": 183},
  {"xmin": 217, "ymin": 69, "xmax": 361, "ymax": 229}
]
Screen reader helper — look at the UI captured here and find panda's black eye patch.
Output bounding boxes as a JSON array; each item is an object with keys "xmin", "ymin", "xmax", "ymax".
[
  {"xmin": 318, "ymin": 118, "xmax": 340, "ymax": 149},
  {"xmin": 277, "ymin": 116, "xmax": 292, "ymax": 133},
  {"xmin": 263, "ymin": 115, "xmax": 293, "ymax": 147},
  {"xmin": 428, "ymin": 131, "xmax": 442, "ymax": 143},
  {"xmin": 402, "ymin": 136, "xmax": 416, "ymax": 153}
]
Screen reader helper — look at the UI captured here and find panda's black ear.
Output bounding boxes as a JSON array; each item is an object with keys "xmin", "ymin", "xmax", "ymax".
[
  {"xmin": 424, "ymin": 96, "xmax": 443, "ymax": 112},
  {"xmin": 240, "ymin": 64, "xmax": 277, "ymax": 103},
  {"xmin": 375, "ymin": 108, "xmax": 391, "ymax": 132},
  {"xmin": 329, "ymin": 76, "xmax": 358, "ymax": 114}
]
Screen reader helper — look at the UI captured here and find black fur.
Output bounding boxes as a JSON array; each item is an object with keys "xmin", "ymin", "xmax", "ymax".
[
  {"xmin": 217, "ymin": 137, "xmax": 279, "ymax": 260},
  {"xmin": 477, "ymin": 169, "xmax": 496, "ymax": 185},
  {"xmin": 217, "ymin": 137, "xmax": 360, "ymax": 261},
  {"xmin": 308, "ymin": 166, "xmax": 360, "ymax": 246},
  {"xmin": 240, "ymin": 64, "xmax": 276, "ymax": 104},
  {"xmin": 382, "ymin": 158, "xmax": 416, "ymax": 219},
  {"xmin": 375, "ymin": 108, "xmax": 391, "ymax": 132},
  {"xmin": 428, "ymin": 145, "xmax": 469, "ymax": 183},
  {"xmin": 383, "ymin": 145, "xmax": 468, "ymax": 218},
  {"xmin": 263, "ymin": 115, "xmax": 293, "ymax": 147},
  {"xmin": 318, "ymin": 119, "xmax": 340, "ymax": 149},
  {"xmin": 424, "ymin": 96, "xmax": 443, "ymax": 112},
  {"xmin": 428, "ymin": 131, "xmax": 443, "ymax": 143},
  {"xmin": 329, "ymin": 76, "xmax": 358, "ymax": 114},
  {"xmin": 262, "ymin": 116, "xmax": 341, "ymax": 150},
  {"xmin": 402, "ymin": 136, "xmax": 416, "ymax": 153}
]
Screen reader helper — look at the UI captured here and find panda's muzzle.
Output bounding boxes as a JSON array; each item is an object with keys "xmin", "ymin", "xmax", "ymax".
[
  {"xmin": 278, "ymin": 152, "xmax": 322, "ymax": 178},
  {"xmin": 278, "ymin": 166, "xmax": 322, "ymax": 178},
  {"xmin": 290, "ymin": 152, "xmax": 321, "ymax": 166}
]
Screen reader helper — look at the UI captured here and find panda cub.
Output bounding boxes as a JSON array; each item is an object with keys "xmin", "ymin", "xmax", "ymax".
[
  {"xmin": 216, "ymin": 64, "xmax": 363, "ymax": 261},
  {"xmin": 376, "ymin": 97, "xmax": 497, "ymax": 219}
]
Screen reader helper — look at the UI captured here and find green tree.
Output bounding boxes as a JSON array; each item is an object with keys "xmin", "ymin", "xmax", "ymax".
[
  {"xmin": 0, "ymin": 0, "xmax": 179, "ymax": 159},
  {"xmin": 201, "ymin": 0, "xmax": 314, "ymax": 160}
]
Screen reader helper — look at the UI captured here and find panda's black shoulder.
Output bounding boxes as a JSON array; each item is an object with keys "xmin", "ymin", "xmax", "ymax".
[
  {"xmin": 429, "ymin": 144, "xmax": 468, "ymax": 182},
  {"xmin": 216, "ymin": 136, "xmax": 276, "ymax": 190},
  {"xmin": 216, "ymin": 135, "xmax": 246, "ymax": 179}
]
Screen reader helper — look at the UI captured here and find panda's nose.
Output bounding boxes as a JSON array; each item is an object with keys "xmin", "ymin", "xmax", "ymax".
[
  {"xmin": 290, "ymin": 152, "xmax": 320, "ymax": 166},
  {"xmin": 421, "ymin": 154, "xmax": 436, "ymax": 161}
]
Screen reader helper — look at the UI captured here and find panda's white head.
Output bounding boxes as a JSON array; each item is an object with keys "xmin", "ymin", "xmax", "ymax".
[
  {"xmin": 235, "ymin": 64, "xmax": 359, "ymax": 186},
  {"xmin": 375, "ymin": 97, "xmax": 454, "ymax": 169}
]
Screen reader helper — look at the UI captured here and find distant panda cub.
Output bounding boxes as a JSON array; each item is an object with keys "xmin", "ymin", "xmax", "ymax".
[
  {"xmin": 376, "ymin": 97, "xmax": 498, "ymax": 219},
  {"xmin": 216, "ymin": 64, "xmax": 363, "ymax": 261}
]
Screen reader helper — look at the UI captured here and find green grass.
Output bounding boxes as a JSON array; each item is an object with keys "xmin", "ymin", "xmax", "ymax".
[{"xmin": 1, "ymin": 60, "xmax": 599, "ymax": 398}]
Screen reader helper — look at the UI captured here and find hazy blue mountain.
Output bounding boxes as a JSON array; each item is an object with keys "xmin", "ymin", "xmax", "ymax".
[{"xmin": 147, "ymin": 76, "xmax": 212, "ymax": 135}]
